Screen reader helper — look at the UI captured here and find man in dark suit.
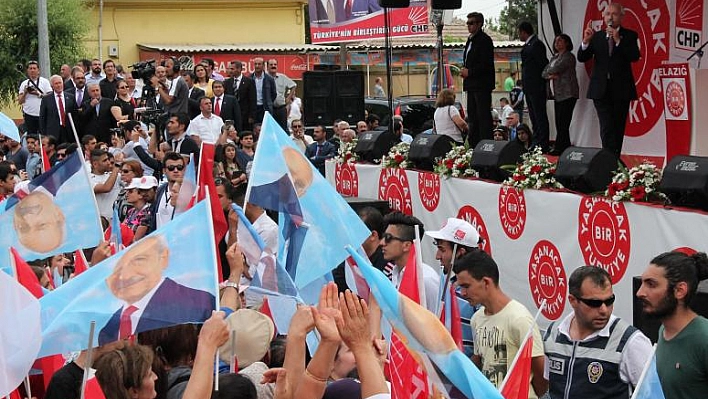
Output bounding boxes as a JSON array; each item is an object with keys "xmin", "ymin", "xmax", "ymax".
[
  {"xmin": 182, "ymin": 71, "xmax": 205, "ymax": 120},
  {"xmin": 518, "ymin": 21, "xmax": 550, "ymax": 152},
  {"xmin": 225, "ymin": 60, "xmax": 257, "ymax": 130},
  {"xmin": 40, "ymin": 75, "xmax": 77, "ymax": 144},
  {"xmin": 65, "ymin": 67, "xmax": 88, "ymax": 136},
  {"xmin": 211, "ymin": 80, "xmax": 242, "ymax": 131},
  {"xmin": 577, "ymin": 2, "xmax": 640, "ymax": 156},
  {"xmin": 305, "ymin": 125, "xmax": 336, "ymax": 176},
  {"xmin": 461, "ymin": 12, "xmax": 495, "ymax": 147},
  {"xmin": 98, "ymin": 235, "xmax": 215, "ymax": 344},
  {"xmin": 251, "ymin": 58, "xmax": 277, "ymax": 124},
  {"xmin": 80, "ymin": 83, "xmax": 116, "ymax": 143}
]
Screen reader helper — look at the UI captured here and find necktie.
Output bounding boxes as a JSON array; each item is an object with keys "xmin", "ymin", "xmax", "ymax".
[
  {"xmin": 327, "ymin": 0, "xmax": 336, "ymax": 23},
  {"xmin": 608, "ymin": 31, "xmax": 615, "ymax": 56},
  {"xmin": 172, "ymin": 139, "xmax": 181, "ymax": 152},
  {"xmin": 96, "ymin": 102, "xmax": 100, "ymax": 115},
  {"xmin": 57, "ymin": 94, "xmax": 65, "ymax": 127},
  {"xmin": 77, "ymin": 89, "xmax": 83, "ymax": 105},
  {"xmin": 215, "ymin": 97, "xmax": 221, "ymax": 116},
  {"xmin": 131, "ymin": 97, "xmax": 137, "ymax": 107},
  {"xmin": 315, "ymin": 144, "xmax": 321, "ymax": 157},
  {"xmin": 119, "ymin": 305, "xmax": 138, "ymax": 340}
]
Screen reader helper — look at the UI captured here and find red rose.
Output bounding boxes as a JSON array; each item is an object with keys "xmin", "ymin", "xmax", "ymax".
[
  {"xmin": 618, "ymin": 180, "xmax": 630, "ymax": 190},
  {"xmin": 630, "ymin": 186, "xmax": 646, "ymax": 200},
  {"xmin": 344, "ymin": 153, "xmax": 351, "ymax": 161},
  {"xmin": 530, "ymin": 165, "xmax": 542, "ymax": 174},
  {"xmin": 445, "ymin": 159, "xmax": 454, "ymax": 169},
  {"xmin": 394, "ymin": 154, "xmax": 404, "ymax": 163},
  {"xmin": 513, "ymin": 174, "xmax": 526, "ymax": 182},
  {"xmin": 549, "ymin": 167, "xmax": 556, "ymax": 174}
]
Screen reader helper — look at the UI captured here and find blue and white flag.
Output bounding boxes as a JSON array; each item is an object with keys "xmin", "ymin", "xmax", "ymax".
[
  {"xmin": 632, "ymin": 347, "xmax": 666, "ymax": 399},
  {"xmin": 247, "ymin": 113, "xmax": 370, "ymax": 288},
  {"xmin": 0, "ymin": 151, "xmax": 102, "ymax": 262},
  {"xmin": 0, "ymin": 112, "xmax": 21, "ymax": 143},
  {"xmin": 38, "ymin": 200, "xmax": 219, "ymax": 357}
]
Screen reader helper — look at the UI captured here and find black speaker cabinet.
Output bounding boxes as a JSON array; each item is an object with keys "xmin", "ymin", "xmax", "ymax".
[
  {"xmin": 470, "ymin": 140, "xmax": 525, "ymax": 182},
  {"xmin": 303, "ymin": 71, "xmax": 335, "ymax": 126},
  {"xmin": 431, "ymin": 0, "xmax": 461, "ymax": 9},
  {"xmin": 660, "ymin": 155, "xmax": 708, "ymax": 210},
  {"xmin": 335, "ymin": 71, "xmax": 365, "ymax": 124},
  {"xmin": 377, "ymin": 0, "xmax": 410, "ymax": 7},
  {"xmin": 408, "ymin": 134, "xmax": 457, "ymax": 171},
  {"xmin": 354, "ymin": 130, "xmax": 399, "ymax": 163},
  {"xmin": 555, "ymin": 147, "xmax": 618, "ymax": 194}
]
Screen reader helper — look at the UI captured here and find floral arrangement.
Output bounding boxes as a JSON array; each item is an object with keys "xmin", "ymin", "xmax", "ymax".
[
  {"xmin": 606, "ymin": 161, "xmax": 668, "ymax": 203},
  {"xmin": 382, "ymin": 142, "xmax": 412, "ymax": 169},
  {"xmin": 504, "ymin": 147, "xmax": 563, "ymax": 190},
  {"xmin": 433, "ymin": 143, "xmax": 478, "ymax": 178},
  {"xmin": 335, "ymin": 139, "xmax": 359, "ymax": 165}
]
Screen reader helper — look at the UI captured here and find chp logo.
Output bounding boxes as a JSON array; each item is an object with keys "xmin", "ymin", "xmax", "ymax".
[
  {"xmin": 578, "ymin": 197, "xmax": 631, "ymax": 284},
  {"xmin": 456, "ymin": 205, "xmax": 492, "ymax": 255},
  {"xmin": 498, "ymin": 186, "xmax": 527, "ymax": 240},
  {"xmin": 662, "ymin": 79, "xmax": 687, "ymax": 120},
  {"xmin": 335, "ymin": 162, "xmax": 359, "ymax": 197},
  {"xmin": 675, "ymin": 0, "xmax": 703, "ymax": 51},
  {"xmin": 418, "ymin": 172, "xmax": 441, "ymax": 212},
  {"xmin": 529, "ymin": 240, "xmax": 567, "ymax": 320},
  {"xmin": 379, "ymin": 168, "xmax": 412, "ymax": 215},
  {"xmin": 583, "ymin": 0, "xmax": 670, "ymax": 137}
]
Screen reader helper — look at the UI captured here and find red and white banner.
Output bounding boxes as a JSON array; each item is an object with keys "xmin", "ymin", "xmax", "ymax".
[
  {"xmin": 549, "ymin": 0, "xmax": 704, "ymax": 162},
  {"xmin": 659, "ymin": 63, "xmax": 692, "ymax": 160},
  {"xmin": 328, "ymin": 162, "xmax": 708, "ymax": 327}
]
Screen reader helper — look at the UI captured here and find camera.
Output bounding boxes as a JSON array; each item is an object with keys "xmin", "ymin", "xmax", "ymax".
[
  {"xmin": 141, "ymin": 108, "xmax": 169, "ymax": 131},
  {"xmin": 109, "ymin": 127, "xmax": 122, "ymax": 136},
  {"xmin": 130, "ymin": 59, "xmax": 156, "ymax": 82}
]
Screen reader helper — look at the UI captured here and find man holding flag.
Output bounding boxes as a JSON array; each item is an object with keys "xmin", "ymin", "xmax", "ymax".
[
  {"xmin": 544, "ymin": 266, "xmax": 651, "ymax": 399},
  {"xmin": 453, "ymin": 250, "xmax": 547, "ymax": 398}
]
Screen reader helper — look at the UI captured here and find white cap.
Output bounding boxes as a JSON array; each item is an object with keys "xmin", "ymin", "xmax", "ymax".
[
  {"xmin": 425, "ymin": 217, "xmax": 479, "ymax": 248},
  {"xmin": 125, "ymin": 176, "xmax": 158, "ymax": 190}
]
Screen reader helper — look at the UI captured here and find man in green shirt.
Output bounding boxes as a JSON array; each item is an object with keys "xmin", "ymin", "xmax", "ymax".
[
  {"xmin": 504, "ymin": 71, "xmax": 517, "ymax": 92},
  {"xmin": 636, "ymin": 251, "xmax": 708, "ymax": 399}
]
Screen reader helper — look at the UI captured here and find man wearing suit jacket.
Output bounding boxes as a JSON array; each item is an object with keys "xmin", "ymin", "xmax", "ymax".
[
  {"xmin": 211, "ymin": 81, "xmax": 242, "ymax": 131},
  {"xmin": 305, "ymin": 125, "xmax": 336, "ymax": 176},
  {"xmin": 65, "ymin": 67, "xmax": 88, "ymax": 137},
  {"xmin": 251, "ymin": 58, "xmax": 277, "ymax": 124},
  {"xmin": 182, "ymin": 71, "xmax": 205, "ymax": 120},
  {"xmin": 80, "ymin": 83, "xmax": 117, "ymax": 144},
  {"xmin": 577, "ymin": 3, "xmax": 640, "ymax": 156},
  {"xmin": 98, "ymin": 235, "xmax": 215, "ymax": 345},
  {"xmin": 461, "ymin": 12, "xmax": 495, "ymax": 147},
  {"xmin": 225, "ymin": 60, "xmax": 257, "ymax": 130},
  {"xmin": 40, "ymin": 75, "xmax": 77, "ymax": 144},
  {"xmin": 518, "ymin": 21, "xmax": 550, "ymax": 152}
]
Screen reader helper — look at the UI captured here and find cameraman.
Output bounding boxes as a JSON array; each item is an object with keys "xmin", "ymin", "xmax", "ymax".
[
  {"xmin": 18, "ymin": 61, "xmax": 51, "ymax": 134},
  {"xmin": 152, "ymin": 59, "xmax": 188, "ymax": 115}
]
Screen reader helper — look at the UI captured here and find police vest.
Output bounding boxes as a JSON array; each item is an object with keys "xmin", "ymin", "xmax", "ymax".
[{"xmin": 543, "ymin": 317, "xmax": 639, "ymax": 399}]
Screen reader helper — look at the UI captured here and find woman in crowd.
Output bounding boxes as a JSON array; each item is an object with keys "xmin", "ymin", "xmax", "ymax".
[
  {"xmin": 493, "ymin": 126, "xmax": 509, "ymax": 141},
  {"xmin": 122, "ymin": 176, "xmax": 157, "ymax": 241},
  {"xmin": 111, "ymin": 81, "xmax": 136, "ymax": 124},
  {"xmin": 215, "ymin": 143, "xmax": 247, "ymax": 187},
  {"xmin": 542, "ymin": 33, "xmax": 579, "ymax": 156},
  {"xmin": 194, "ymin": 64, "xmax": 214, "ymax": 98},
  {"xmin": 433, "ymin": 88, "xmax": 468, "ymax": 143},
  {"xmin": 514, "ymin": 123, "xmax": 534, "ymax": 152},
  {"xmin": 115, "ymin": 160, "xmax": 144, "ymax": 220}
]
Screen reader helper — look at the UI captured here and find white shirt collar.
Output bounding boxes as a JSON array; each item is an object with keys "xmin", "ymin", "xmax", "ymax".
[{"xmin": 558, "ymin": 312, "xmax": 618, "ymax": 341}]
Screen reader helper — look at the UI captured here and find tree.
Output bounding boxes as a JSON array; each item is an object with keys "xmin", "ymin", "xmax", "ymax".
[
  {"xmin": 0, "ymin": 0, "xmax": 89, "ymax": 105},
  {"xmin": 497, "ymin": 0, "xmax": 538, "ymax": 39}
]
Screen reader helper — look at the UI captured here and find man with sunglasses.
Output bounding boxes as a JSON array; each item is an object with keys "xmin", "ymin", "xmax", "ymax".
[
  {"xmin": 461, "ymin": 12, "xmax": 495, "ymax": 147},
  {"xmin": 544, "ymin": 266, "xmax": 651, "ymax": 398},
  {"xmin": 147, "ymin": 151, "xmax": 186, "ymax": 233},
  {"xmin": 289, "ymin": 119, "xmax": 313, "ymax": 153}
]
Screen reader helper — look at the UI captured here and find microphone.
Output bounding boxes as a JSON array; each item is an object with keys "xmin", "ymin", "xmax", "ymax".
[{"xmin": 606, "ymin": 19, "xmax": 613, "ymax": 39}]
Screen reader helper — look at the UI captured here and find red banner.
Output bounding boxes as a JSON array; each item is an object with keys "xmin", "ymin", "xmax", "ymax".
[{"xmin": 659, "ymin": 63, "xmax": 692, "ymax": 161}]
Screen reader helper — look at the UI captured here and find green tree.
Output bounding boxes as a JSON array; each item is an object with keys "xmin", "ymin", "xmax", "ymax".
[
  {"xmin": 497, "ymin": 0, "xmax": 538, "ymax": 39},
  {"xmin": 0, "ymin": 0, "xmax": 89, "ymax": 105}
]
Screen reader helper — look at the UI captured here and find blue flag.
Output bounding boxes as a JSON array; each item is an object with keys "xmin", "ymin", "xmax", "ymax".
[
  {"xmin": 0, "ymin": 112, "xmax": 21, "ymax": 143},
  {"xmin": 247, "ymin": 113, "xmax": 370, "ymax": 288},
  {"xmin": 345, "ymin": 246, "xmax": 505, "ymax": 399},
  {"xmin": 0, "ymin": 151, "xmax": 102, "ymax": 262},
  {"xmin": 633, "ymin": 352, "xmax": 666, "ymax": 399},
  {"xmin": 37, "ymin": 200, "xmax": 219, "ymax": 357}
]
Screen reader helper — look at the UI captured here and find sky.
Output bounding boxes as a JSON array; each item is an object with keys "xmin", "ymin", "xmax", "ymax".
[{"xmin": 452, "ymin": 0, "xmax": 506, "ymax": 22}]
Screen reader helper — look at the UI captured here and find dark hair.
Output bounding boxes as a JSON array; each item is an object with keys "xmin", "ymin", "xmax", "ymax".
[
  {"xmin": 212, "ymin": 373, "xmax": 257, "ymax": 399},
  {"xmin": 358, "ymin": 206, "xmax": 385, "ymax": 238},
  {"xmin": 25, "ymin": 133, "xmax": 39, "ymax": 142},
  {"xmin": 467, "ymin": 12, "xmax": 484, "ymax": 25},
  {"xmin": 382, "ymin": 211, "xmax": 424, "ymax": 241},
  {"xmin": 518, "ymin": 21, "xmax": 534, "ymax": 35},
  {"xmin": 493, "ymin": 126, "xmax": 509, "ymax": 141},
  {"xmin": 163, "ymin": 151, "xmax": 185, "ymax": 164},
  {"xmin": 0, "ymin": 162, "xmax": 15, "ymax": 182},
  {"xmin": 170, "ymin": 113, "xmax": 191, "ymax": 130},
  {"xmin": 95, "ymin": 344, "xmax": 155, "ymax": 399},
  {"xmin": 555, "ymin": 33, "xmax": 574, "ymax": 52},
  {"xmin": 568, "ymin": 266, "xmax": 611, "ymax": 298},
  {"xmin": 239, "ymin": 130, "xmax": 254, "ymax": 139},
  {"xmin": 198, "ymin": 96, "xmax": 212, "ymax": 106},
  {"xmin": 366, "ymin": 114, "xmax": 380, "ymax": 124},
  {"xmin": 515, "ymin": 123, "xmax": 533, "ymax": 147},
  {"xmin": 66, "ymin": 143, "xmax": 79, "ymax": 155},
  {"xmin": 650, "ymin": 251, "xmax": 708, "ymax": 306},
  {"xmin": 80, "ymin": 59, "xmax": 92, "ymax": 71},
  {"xmin": 212, "ymin": 80, "xmax": 224, "ymax": 89},
  {"xmin": 81, "ymin": 134, "xmax": 96, "ymax": 148},
  {"xmin": 202, "ymin": 58, "xmax": 216, "ymax": 68},
  {"xmin": 122, "ymin": 120, "xmax": 141, "ymax": 133},
  {"xmin": 181, "ymin": 71, "xmax": 197, "ymax": 81},
  {"xmin": 230, "ymin": 60, "xmax": 243, "ymax": 68},
  {"xmin": 102, "ymin": 59, "xmax": 115, "ymax": 69},
  {"xmin": 43, "ymin": 135, "xmax": 57, "ymax": 147},
  {"xmin": 269, "ymin": 335, "xmax": 287, "ymax": 368},
  {"xmin": 90, "ymin": 148, "xmax": 108, "ymax": 162},
  {"xmin": 232, "ymin": 181, "xmax": 248, "ymax": 207},
  {"xmin": 453, "ymin": 250, "xmax": 500, "ymax": 285}
]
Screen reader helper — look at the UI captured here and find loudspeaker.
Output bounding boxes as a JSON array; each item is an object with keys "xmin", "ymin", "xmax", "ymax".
[
  {"xmin": 470, "ymin": 140, "xmax": 525, "ymax": 182},
  {"xmin": 313, "ymin": 64, "xmax": 341, "ymax": 71},
  {"xmin": 354, "ymin": 130, "xmax": 398, "ymax": 163},
  {"xmin": 408, "ymin": 134, "xmax": 457, "ymax": 171},
  {"xmin": 554, "ymin": 147, "xmax": 618, "ymax": 194},
  {"xmin": 431, "ymin": 0, "xmax": 462, "ymax": 9},
  {"xmin": 303, "ymin": 71, "xmax": 335, "ymax": 126},
  {"xmin": 335, "ymin": 71, "xmax": 365, "ymax": 124},
  {"xmin": 660, "ymin": 155, "xmax": 708, "ymax": 210},
  {"xmin": 377, "ymin": 0, "xmax": 410, "ymax": 7}
]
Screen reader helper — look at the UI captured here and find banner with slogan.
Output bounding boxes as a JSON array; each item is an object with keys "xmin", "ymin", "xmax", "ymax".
[
  {"xmin": 309, "ymin": 0, "xmax": 429, "ymax": 44},
  {"xmin": 544, "ymin": 0, "xmax": 707, "ymax": 161},
  {"xmin": 659, "ymin": 63, "xmax": 692, "ymax": 161}
]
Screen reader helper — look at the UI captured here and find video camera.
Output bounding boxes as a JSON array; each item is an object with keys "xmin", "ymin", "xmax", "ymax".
[{"xmin": 130, "ymin": 59, "xmax": 156, "ymax": 81}]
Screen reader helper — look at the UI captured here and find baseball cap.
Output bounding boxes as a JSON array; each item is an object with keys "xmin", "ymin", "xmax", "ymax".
[
  {"xmin": 425, "ymin": 217, "xmax": 479, "ymax": 248},
  {"xmin": 125, "ymin": 176, "xmax": 158, "ymax": 190},
  {"xmin": 218, "ymin": 309, "xmax": 275, "ymax": 369}
]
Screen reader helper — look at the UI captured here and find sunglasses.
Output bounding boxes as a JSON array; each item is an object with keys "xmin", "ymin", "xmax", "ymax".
[
  {"xmin": 576, "ymin": 294, "xmax": 616, "ymax": 308},
  {"xmin": 292, "ymin": 125, "xmax": 303, "ymax": 128},
  {"xmin": 121, "ymin": 168, "xmax": 133, "ymax": 173},
  {"xmin": 166, "ymin": 164, "xmax": 185, "ymax": 171},
  {"xmin": 382, "ymin": 232, "xmax": 410, "ymax": 243},
  {"xmin": 57, "ymin": 153, "xmax": 67, "ymax": 158},
  {"xmin": 467, "ymin": 21, "xmax": 481, "ymax": 25}
]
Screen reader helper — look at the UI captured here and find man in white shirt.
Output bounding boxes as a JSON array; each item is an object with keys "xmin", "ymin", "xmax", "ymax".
[
  {"xmin": 90, "ymin": 149, "xmax": 121, "ymax": 220},
  {"xmin": 85, "ymin": 58, "xmax": 106, "ymax": 87},
  {"xmin": 499, "ymin": 97, "xmax": 514, "ymax": 121},
  {"xmin": 18, "ymin": 61, "xmax": 52, "ymax": 134},
  {"xmin": 188, "ymin": 97, "xmax": 224, "ymax": 145},
  {"xmin": 267, "ymin": 59, "xmax": 296, "ymax": 131},
  {"xmin": 289, "ymin": 119, "xmax": 313, "ymax": 153}
]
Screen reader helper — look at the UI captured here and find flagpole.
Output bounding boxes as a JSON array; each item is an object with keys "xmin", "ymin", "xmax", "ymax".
[
  {"xmin": 413, "ymin": 228, "xmax": 427, "ymax": 311},
  {"xmin": 229, "ymin": 330, "xmax": 237, "ymax": 373},
  {"xmin": 38, "ymin": 134, "xmax": 47, "ymax": 173},
  {"xmin": 68, "ymin": 113, "xmax": 103, "ymax": 231},
  {"xmin": 23, "ymin": 376, "xmax": 31, "ymax": 399},
  {"xmin": 80, "ymin": 321, "xmax": 97, "ymax": 399},
  {"xmin": 498, "ymin": 299, "xmax": 546, "ymax": 393},
  {"xmin": 436, "ymin": 243, "xmax": 458, "ymax": 318},
  {"xmin": 629, "ymin": 344, "xmax": 658, "ymax": 399},
  {"xmin": 203, "ymin": 192, "xmax": 221, "ymax": 392}
]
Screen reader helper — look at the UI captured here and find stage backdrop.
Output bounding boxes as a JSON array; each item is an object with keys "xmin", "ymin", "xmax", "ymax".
[
  {"xmin": 328, "ymin": 161, "xmax": 708, "ymax": 328},
  {"xmin": 541, "ymin": 0, "xmax": 706, "ymax": 162}
]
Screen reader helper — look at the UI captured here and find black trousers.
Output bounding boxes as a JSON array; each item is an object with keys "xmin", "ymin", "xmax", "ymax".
[
  {"xmin": 466, "ymin": 90, "xmax": 492, "ymax": 147},
  {"xmin": 273, "ymin": 105, "xmax": 288, "ymax": 132},
  {"xmin": 526, "ymin": 90, "xmax": 550, "ymax": 151},
  {"xmin": 553, "ymin": 97, "xmax": 577, "ymax": 154},
  {"xmin": 23, "ymin": 113, "xmax": 40, "ymax": 134},
  {"xmin": 593, "ymin": 84, "xmax": 630, "ymax": 156}
]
